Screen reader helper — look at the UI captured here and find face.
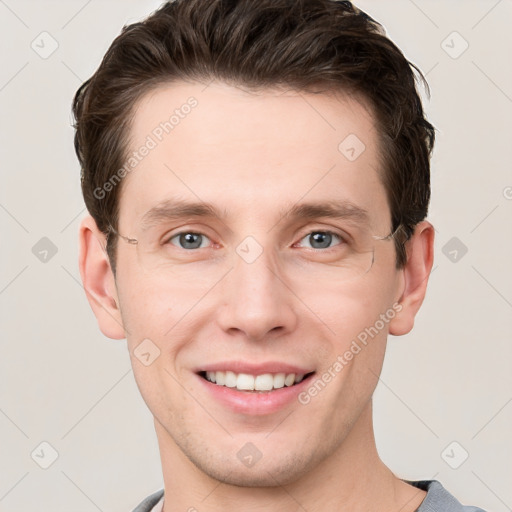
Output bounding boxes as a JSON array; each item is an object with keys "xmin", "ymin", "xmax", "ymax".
[{"xmin": 108, "ymin": 81, "xmax": 406, "ymax": 486}]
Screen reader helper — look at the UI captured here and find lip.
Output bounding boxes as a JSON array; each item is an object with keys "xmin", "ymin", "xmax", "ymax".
[
  {"xmin": 195, "ymin": 370, "xmax": 316, "ymax": 416},
  {"xmin": 194, "ymin": 361, "xmax": 315, "ymax": 375}
]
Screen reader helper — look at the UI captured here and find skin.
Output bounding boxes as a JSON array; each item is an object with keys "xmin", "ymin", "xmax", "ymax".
[{"xmin": 79, "ymin": 80, "xmax": 434, "ymax": 512}]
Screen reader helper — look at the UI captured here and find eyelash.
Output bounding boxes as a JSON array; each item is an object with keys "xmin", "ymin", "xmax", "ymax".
[{"xmin": 165, "ymin": 229, "xmax": 347, "ymax": 251}]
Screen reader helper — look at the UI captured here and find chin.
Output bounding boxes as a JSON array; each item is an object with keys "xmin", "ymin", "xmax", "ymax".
[
  {"xmin": 201, "ymin": 460, "xmax": 310, "ymax": 488},
  {"xmin": 184, "ymin": 441, "xmax": 315, "ymax": 488}
]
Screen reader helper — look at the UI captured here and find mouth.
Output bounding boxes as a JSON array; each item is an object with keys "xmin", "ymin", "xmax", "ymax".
[{"xmin": 197, "ymin": 370, "xmax": 316, "ymax": 393}]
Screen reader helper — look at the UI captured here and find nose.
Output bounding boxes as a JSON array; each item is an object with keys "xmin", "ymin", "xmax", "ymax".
[{"xmin": 216, "ymin": 246, "xmax": 298, "ymax": 342}]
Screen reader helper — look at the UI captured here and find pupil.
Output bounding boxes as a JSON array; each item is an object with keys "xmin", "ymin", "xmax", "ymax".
[
  {"xmin": 311, "ymin": 232, "xmax": 331, "ymax": 249},
  {"xmin": 180, "ymin": 233, "xmax": 201, "ymax": 249}
]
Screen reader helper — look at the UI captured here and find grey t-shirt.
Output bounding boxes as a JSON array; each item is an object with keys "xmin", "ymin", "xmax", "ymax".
[{"xmin": 132, "ymin": 479, "xmax": 488, "ymax": 511}]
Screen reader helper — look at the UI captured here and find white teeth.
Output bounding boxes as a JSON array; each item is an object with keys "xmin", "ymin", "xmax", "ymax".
[
  {"xmin": 237, "ymin": 373, "xmax": 255, "ymax": 390},
  {"xmin": 224, "ymin": 371, "xmax": 237, "ymax": 388},
  {"xmin": 215, "ymin": 371, "xmax": 226, "ymax": 386},
  {"xmin": 254, "ymin": 374, "xmax": 274, "ymax": 391},
  {"xmin": 204, "ymin": 371, "xmax": 309, "ymax": 391},
  {"xmin": 273, "ymin": 373, "xmax": 286, "ymax": 389},
  {"xmin": 284, "ymin": 373, "xmax": 295, "ymax": 387}
]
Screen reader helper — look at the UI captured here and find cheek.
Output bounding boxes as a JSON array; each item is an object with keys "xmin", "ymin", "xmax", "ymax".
[
  {"xmin": 121, "ymin": 286, "xmax": 194, "ymax": 421},
  {"xmin": 116, "ymin": 270, "xmax": 205, "ymax": 340},
  {"xmin": 300, "ymin": 278, "xmax": 396, "ymax": 407},
  {"xmin": 117, "ymin": 273, "xmax": 212, "ymax": 399},
  {"xmin": 294, "ymin": 277, "xmax": 395, "ymax": 344},
  {"xmin": 129, "ymin": 359, "xmax": 190, "ymax": 431},
  {"xmin": 321, "ymin": 296, "xmax": 390, "ymax": 403}
]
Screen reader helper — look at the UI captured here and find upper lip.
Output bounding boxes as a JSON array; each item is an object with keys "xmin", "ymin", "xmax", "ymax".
[{"xmin": 195, "ymin": 361, "xmax": 315, "ymax": 375}]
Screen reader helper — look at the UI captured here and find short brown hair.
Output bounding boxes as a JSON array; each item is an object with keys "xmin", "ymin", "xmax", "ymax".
[{"xmin": 72, "ymin": 0, "xmax": 435, "ymax": 276}]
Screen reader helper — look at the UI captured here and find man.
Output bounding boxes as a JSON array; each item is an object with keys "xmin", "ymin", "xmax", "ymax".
[{"xmin": 73, "ymin": 0, "xmax": 487, "ymax": 510}]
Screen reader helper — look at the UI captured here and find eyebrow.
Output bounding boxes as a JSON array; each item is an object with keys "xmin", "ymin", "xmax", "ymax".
[{"xmin": 139, "ymin": 198, "xmax": 370, "ymax": 231}]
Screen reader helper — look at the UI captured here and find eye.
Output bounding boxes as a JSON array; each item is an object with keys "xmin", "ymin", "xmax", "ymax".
[
  {"xmin": 296, "ymin": 230, "xmax": 344, "ymax": 250},
  {"xmin": 168, "ymin": 232, "xmax": 211, "ymax": 250},
  {"xmin": 164, "ymin": 229, "xmax": 346, "ymax": 251}
]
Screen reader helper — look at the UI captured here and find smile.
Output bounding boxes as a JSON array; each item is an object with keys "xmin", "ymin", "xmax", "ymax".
[{"xmin": 199, "ymin": 370, "xmax": 314, "ymax": 392}]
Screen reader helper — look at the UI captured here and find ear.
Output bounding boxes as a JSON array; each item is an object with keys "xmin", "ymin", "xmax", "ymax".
[
  {"xmin": 78, "ymin": 215, "xmax": 126, "ymax": 340},
  {"xmin": 388, "ymin": 220, "xmax": 435, "ymax": 336}
]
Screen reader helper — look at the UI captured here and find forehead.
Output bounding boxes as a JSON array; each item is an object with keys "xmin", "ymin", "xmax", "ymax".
[{"xmin": 119, "ymin": 80, "xmax": 389, "ymax": 231}]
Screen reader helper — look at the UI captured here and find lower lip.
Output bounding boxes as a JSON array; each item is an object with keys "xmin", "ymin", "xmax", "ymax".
[{"xmin": 195, "ymin": 373, "xmax": 315, "ymax": 415}]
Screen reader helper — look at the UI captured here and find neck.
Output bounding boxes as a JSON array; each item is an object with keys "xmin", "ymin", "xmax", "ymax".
[{"xmin": 155, "ymin": 400, "xmax": 426, "ymax": 512}]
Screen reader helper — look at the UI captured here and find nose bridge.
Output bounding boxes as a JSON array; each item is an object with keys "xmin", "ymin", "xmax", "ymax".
[{"xmin": 216, "ymin": 238, "xmax": 297, "ymax": 341}]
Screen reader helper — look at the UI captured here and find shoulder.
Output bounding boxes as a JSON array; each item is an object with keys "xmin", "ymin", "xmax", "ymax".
[
  {"xmin": 130, "ymin": 481, "xmax": 489, "ymax": 512},
  {"xmin": 405, "ymin": 480, "xmax": 488, "ymax": 512},
  {"xmin": 131, "ymin": 489, "xmax": 164, "ymax": 512}
]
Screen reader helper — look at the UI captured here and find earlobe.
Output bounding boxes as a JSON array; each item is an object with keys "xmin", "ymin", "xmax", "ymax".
[
  {"xmin": 388, "ymin": 221, "xmax": 435, "ymax": 336},
  {"xmin": 78, "ymin": 215, "xmax": 126, "ymax": 340}
]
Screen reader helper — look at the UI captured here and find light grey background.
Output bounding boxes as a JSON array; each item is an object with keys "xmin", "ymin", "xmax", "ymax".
[{"xmin": 1, "ymin": 1, "xmax": 511, "ymax": 511}]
